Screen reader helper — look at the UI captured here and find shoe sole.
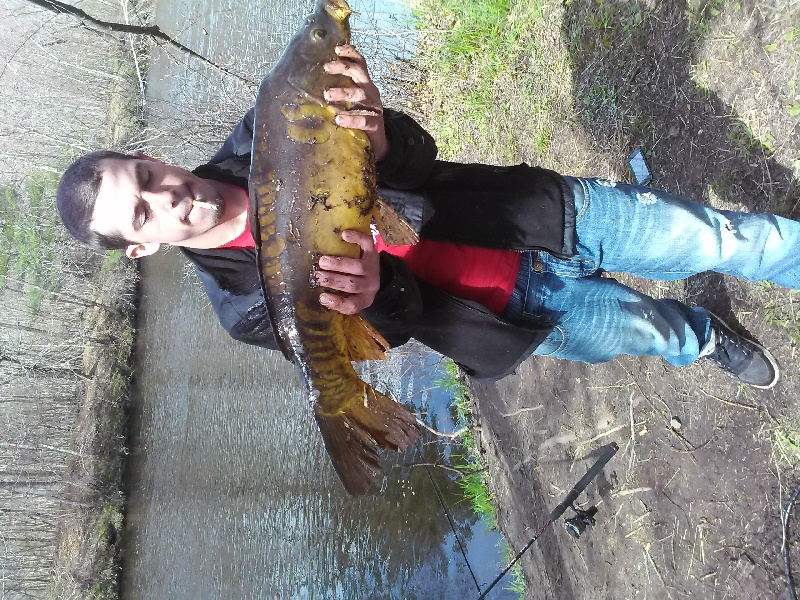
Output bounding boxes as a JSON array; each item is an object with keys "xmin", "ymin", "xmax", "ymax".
[{"xmin": 706, "ymin": 310, "xmax": 781, "ymax": 389}]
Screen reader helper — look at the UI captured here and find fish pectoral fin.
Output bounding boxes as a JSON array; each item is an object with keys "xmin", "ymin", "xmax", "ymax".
[
  {"xmin": 345, "ymin": 314, "xmax": 389, "ymax": 362},
  {"xmin": 373, "ymin": 197, "xmax": 420, "ymax": 246},
  {"xmin": 313, "ymin": 383, "xmax": 420, "ymax": 497}
]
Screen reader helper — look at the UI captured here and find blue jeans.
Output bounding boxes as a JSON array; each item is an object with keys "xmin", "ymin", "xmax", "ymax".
[{"xmin": 504, "ymin": 177, "xmax": 800, "ymax": 366}]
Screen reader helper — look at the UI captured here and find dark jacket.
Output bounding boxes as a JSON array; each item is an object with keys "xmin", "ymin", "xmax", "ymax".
[{"xmin": 182, "ymin": 108, "xmax": 576, "ymax": 380}]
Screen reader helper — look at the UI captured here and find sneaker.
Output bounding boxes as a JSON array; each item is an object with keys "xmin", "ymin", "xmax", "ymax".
[{"xmin": 700, "ymin": 311, "xmax": 780, "ymax": 389}]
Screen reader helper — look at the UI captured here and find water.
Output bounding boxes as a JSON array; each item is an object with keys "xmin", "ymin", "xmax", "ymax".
[{"xmin": 120, "ymin": 1, "xmax": 516, "ymax": 597}]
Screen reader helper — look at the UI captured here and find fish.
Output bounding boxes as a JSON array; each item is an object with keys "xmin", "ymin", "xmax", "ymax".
[{"xmin": 249, "ymin": 0, "xmax": 421, "ymax": 496}]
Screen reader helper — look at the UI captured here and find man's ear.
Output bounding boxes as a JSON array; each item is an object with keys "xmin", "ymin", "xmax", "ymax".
[{"xmin": 126, "ymin": 243, "xmax": 161, "ymax": 259}]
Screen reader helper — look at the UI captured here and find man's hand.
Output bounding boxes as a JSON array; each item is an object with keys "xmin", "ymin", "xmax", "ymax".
[
  {"xmin": 316, "ymin": 230, "xmax": 380, "ymax": 315},
  {"xmin": 323, "ymin": 44, "xmax": 389, "ymax": 161}
]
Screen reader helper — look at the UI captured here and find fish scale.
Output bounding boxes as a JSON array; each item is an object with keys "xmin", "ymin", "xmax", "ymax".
[{"xmin": 249, "ymin": 0, "xmax": 420, "ymax": 496}]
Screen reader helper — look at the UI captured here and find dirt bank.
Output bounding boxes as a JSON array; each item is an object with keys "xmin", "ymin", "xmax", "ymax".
[
  {"xmin": 469, "ymin": 316, "xmax": 797, "ymax": 597},
  {"xmin": 52, "ymin": 256, "xmax": 138, "ymax": 600},
  {"xmin": 406, "ymin": 0, "xmax": 800, "ymax": 596}
]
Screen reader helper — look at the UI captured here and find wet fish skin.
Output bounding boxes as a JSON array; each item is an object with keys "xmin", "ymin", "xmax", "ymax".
[{"xmin": 249, "ymin": 0, "xmax": 420, "ymax": 496}]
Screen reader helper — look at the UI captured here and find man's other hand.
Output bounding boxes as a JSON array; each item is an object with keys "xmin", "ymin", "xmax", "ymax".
[
  {"xmin": 323, "ymin": 44, "xmax": 389, "ymax": 161},
  {"xmin": 316, "ymin": 230, "xmax": 380, "ymax": 314}
]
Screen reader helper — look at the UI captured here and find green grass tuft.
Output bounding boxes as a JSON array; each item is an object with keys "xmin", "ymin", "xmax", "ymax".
[
  {"xmin": 0, "ymin": 170, "xmax": 67, "ymax": 311},
  {"xmin": 437, "ymin": 358, "xmax": 525, "ymax": 596}
]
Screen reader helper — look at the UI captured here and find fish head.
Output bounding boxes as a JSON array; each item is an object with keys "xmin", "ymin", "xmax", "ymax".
[
  {"xmin": 273, "ymin": 0, "xmax": 354, "ymax": 98},
  {"xmin": 296, "ymin": 0, "xmax": 352, "ymax": 61}
]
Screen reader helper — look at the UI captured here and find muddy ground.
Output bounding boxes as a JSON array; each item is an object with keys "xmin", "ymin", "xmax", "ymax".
[
  {"xmin": 470, "ymin": 318, "xmax": 797, "ymax": 598},
  {"xmin": 424, "ymin": 1, "xmax": 800, "ymax": 597}
]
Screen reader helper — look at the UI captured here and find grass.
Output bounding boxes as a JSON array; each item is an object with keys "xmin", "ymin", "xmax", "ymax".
[
  {"xmin": 411, "ymin": 0, "xmax": 514, "ymax": 116},
  {"xmin": 89, "ymin": 501, "xmax": 125, "ymax": 600},
  {"xmin": 684, "ymin": 0, "xmax": 733, "ymax": 44},
  {"xmin": 774, "ymin": 421, "xmax": 800, "ymax": 467},
  {"xmin": 437, "ymin": 358, "xmax": 525, "ymax": 597},
  {"xmin": 756, "ymin": 282, "xmax": 800, "ymax": 343},
  {"xmin": 0, "ymin": 170, "xmax": 66, "ymax": 311},
  {"xmin": 411, "ymin": 0, "xmax": 563, "ymax": 163}
]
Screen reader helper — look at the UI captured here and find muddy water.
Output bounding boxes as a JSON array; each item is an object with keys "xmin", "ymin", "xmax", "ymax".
[{"xmin": 120, "ymin": 0, "xmax": 514, "ymax": 598}]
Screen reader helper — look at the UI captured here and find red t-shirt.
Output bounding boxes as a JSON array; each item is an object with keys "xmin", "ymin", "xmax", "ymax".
[
  {"xmin": 218, "ymin": 225, "xmax": 256, "ymax": 249},
  {"xmin": 374, "ymin": 234, "xmax": 520, "ymax": 315}
]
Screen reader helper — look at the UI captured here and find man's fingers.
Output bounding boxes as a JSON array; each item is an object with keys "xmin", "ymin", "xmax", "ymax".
[
  {"xmin": 336, "ymin": 114, "xmax": 381, "ymax": 132},
  {"xmin": 324, "ymin": 86, "xmax": 368, "ymax": 103},
  {"xmin": 315, "ymin": 229, "xmax": 380, "ymax": 315},
  {"xmin": 323, "ymin": 58, "xmax": 359, "ymax": 76},
  {"xmin": 340, "ymin": 229, "xmax": 375, "ymax": 251},
  {"xmin": 322, "ymin": 44, "xmax": 388, "ymax": 159},
  {"xmin": 319, "ymin": 292, "xmax": 361, "ymax": 315},
  {"xmin": 317, "ymin": 255, "xmax": 365, "ymax": 276},
  {"xmin": 316, "ymin": 269, "xmax": 377, "ymax": 295},
  {"xmin": 324, "ymin": 55, "xmax": 370, "ymax": 84},
  {"xmin": 334, "ymin": 44, "xmax": 363, "ymax": 60}
]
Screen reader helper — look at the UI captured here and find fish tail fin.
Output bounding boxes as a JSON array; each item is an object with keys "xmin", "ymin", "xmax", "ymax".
[{"xmin": 314, "ymin": 383, "xmax": 420, "ymax": 497}]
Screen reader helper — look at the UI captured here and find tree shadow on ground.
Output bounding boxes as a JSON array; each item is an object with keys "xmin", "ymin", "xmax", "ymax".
[{"xmin": 561, "ymin": 0, "xmax": 799, "ymax": 332}]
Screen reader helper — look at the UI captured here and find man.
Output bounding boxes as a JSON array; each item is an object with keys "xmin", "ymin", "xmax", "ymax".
[{"xmin": 57, "ymin": 46, "xmax": 797, "ymax": 389}]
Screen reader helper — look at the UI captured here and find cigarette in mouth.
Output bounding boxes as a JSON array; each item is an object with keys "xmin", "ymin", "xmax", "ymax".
[{"xmin": 192, "ymin": 200, "xmax": 216, "ymax": 210}]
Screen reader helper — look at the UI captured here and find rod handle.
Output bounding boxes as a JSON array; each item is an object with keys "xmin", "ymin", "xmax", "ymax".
[{"xmin": 548, "ymin": 442, "xmax": 618, "ymax": 522}]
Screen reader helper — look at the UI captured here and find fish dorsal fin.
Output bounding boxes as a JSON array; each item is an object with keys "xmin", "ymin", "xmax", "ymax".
[
  {"xmin": 373, "ymin": 197, "xmax": 420, "ymax": 246},
  {"xmin": 345, "ymin": 314, "xmax": 389, "ymax": 362}
]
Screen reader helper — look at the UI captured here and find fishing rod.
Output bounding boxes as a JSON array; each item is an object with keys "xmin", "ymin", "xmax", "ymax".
[{"xmin": 477, "ymin": 441, "xmax": 619, "ymax": 599}]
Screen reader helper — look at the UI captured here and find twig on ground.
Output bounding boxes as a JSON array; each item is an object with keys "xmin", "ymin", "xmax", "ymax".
[
  {"xmin": 657, "ymin": 437, "xmax": 701, "ymax": 465},
  {"xmin": 500, "ymin": 406, "xmax": 543, "ymax": 418},
  {"xmin": 416, "ymin": 419, "xmax": 468, "ymax": 439},
  {"xmin": 576, "ymin": 423, "xmax": 629, "ymax": 450},
  {"xmin": 628, "ymin": 391, "xmax": 638, "ymax": 472},
  {"xmin": 696, "ymin": 387, "xmax": 758, "ymax": 410},
  {"xmin": 645, "ymin": 543, "xmax": 673, "ymax": 599},
  {"xmin": 626, "ymin": 524, "xmax": 646, "ymax": 539},
  {"xmin": 664, "ymin": 468, "xmax": 681, "ymax": 490},
  {"xmin": 612, "ymin": 487, "xmax": 653, "ymax": 499}
]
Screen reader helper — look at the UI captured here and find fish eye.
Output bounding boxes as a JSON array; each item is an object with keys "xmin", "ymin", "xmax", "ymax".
[{"xmin": 311, "ymin": 28, "xmax": 326, "ymax": 41}]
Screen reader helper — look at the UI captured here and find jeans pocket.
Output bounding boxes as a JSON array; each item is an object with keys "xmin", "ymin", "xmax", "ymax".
[
  {"xmin": 543, "ymin": 255, "xmax": 597, "ymax": 278},
  {"xmin": 565, "ymin": 176, "xmax": 591, "ymax": 224},
  {"xmin": 534, "ymin": 325, "xmax": 567, "ymax": 357}
]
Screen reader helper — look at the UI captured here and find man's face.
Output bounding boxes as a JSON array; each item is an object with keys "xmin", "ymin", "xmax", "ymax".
[{"xmin": 91, "ymin": 157, "xmax": 224, "ymax": 246}]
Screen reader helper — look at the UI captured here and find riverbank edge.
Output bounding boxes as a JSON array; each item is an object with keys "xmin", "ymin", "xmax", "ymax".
[{"xmin": 51, "ymin": 255, "xmax": 138, "ymax": 600}]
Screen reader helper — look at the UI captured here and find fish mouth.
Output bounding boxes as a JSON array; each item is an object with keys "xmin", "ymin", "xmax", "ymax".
[{"xmin": 323, "ymin": 0, "xmax": 351, "ymax": 21}]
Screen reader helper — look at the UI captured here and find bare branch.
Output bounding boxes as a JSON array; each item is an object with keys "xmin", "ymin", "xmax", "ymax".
[{"xmin": 21, "ymin": 0, "xmax": 257, "ymax": 85}]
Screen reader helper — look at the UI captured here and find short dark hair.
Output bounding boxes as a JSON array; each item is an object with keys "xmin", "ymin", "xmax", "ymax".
[{"xmin": 56, "ymin": 150, "xmax": 137, "ymax": 250}]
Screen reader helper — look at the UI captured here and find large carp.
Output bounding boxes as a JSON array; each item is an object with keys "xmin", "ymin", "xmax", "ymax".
[{"xmin": 249, "ymin": 0, "xmax": 420, "ymax": 496}]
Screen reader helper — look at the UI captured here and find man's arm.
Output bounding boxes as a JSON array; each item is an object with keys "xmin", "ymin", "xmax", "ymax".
[
  {"xmin": 208, "ymin": 108, "xmax": 255, "ymax": 165},
  {"xmin": 377, "ymin": 110, "xmax": 438, "ymax": 189},
  {"xmin": 189, "ymin": 254, "xmax": 280, "ymax": 350},
  {"xmin": 189, "ymin": 242, "xmax": 422, "ymax": 351}
]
